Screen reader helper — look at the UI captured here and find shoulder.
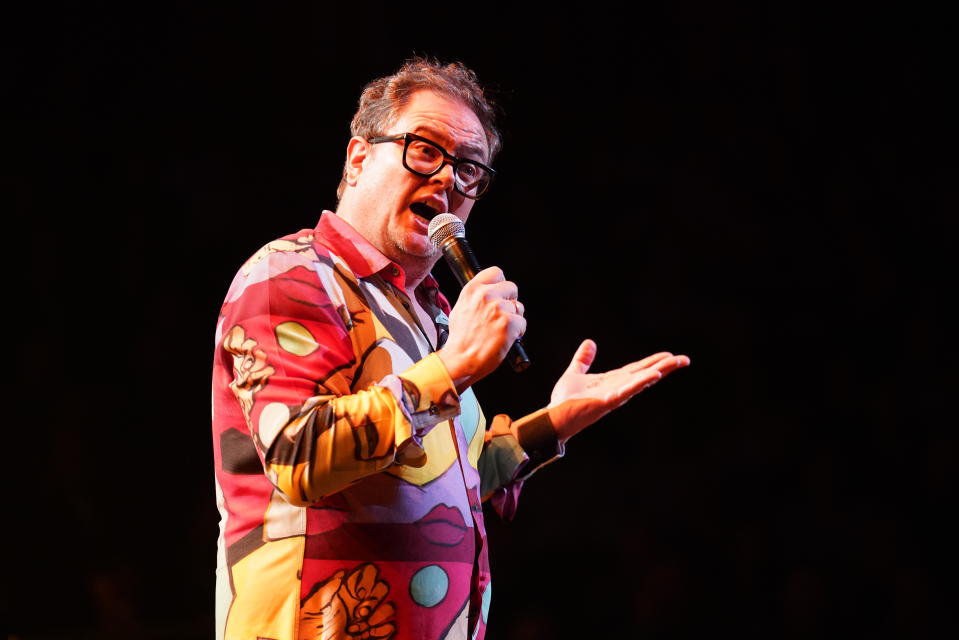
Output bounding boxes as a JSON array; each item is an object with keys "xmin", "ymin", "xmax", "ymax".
[
  {"xmin": 220, "ymin": 227, "xmax": 335, "ymax": 309},
  {"xmin": 239, "ymin": 228, "xmax": 324, "ymax": 278}
]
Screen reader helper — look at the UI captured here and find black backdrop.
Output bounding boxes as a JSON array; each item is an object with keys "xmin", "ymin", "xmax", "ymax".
[{"xmin": 9, "ymin": 2, "xmax": 956, "ymax": 638}]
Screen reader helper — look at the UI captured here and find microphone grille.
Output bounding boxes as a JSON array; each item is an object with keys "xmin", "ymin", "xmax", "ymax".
[{"xmin": 427, "ymin": 213, "xmax": 466, "ymax": 248}]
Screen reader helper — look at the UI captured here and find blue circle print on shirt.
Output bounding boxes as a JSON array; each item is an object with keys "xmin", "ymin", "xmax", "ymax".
[{"xmin": 409, "ymin": 564, "xmax": 449, "ymax": 608}]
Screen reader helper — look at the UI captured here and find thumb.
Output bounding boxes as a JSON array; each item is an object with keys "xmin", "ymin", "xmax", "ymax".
[{"xmin": 567, "ymin": 339, "xmax": 597, "ymax": 375}]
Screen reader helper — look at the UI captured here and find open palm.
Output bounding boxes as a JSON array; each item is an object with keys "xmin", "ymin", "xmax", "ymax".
[{"xmin": 548, "ymin": 340, "xmax": 690, "ymax": 443}]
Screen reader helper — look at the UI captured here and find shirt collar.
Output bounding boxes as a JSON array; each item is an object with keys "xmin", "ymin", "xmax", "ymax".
[{"xmin": 313, "ymin": 210, "xmax": 442, "ymax": 295}]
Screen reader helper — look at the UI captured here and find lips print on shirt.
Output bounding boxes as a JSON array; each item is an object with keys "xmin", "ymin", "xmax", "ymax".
[{"xmin": 414, "ymin": 504, "xmax": 468, "ymax": 547}]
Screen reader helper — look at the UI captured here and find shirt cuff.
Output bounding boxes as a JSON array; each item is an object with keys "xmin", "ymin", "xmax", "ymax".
[
  {"xmin": 396, "ymin": 352, "xmax": 461, "ymax": 435},
  {"xmin": 512, "ymin": 407, "xmax": 565, "ymax": 480}
]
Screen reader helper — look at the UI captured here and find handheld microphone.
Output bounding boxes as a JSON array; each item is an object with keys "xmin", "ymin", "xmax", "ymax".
[{"xmin": 428, "ymin": 213, "xmax": 530, "ymax": 373}]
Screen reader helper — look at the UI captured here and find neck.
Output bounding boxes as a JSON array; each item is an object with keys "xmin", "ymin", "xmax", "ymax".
[
  {"xmin": 400, "ymin": 255, "xmax": 436, "ymax": 296},
  {"xmin": 333, "ymin": 203, "xmax": 440, "ymax": 295}
]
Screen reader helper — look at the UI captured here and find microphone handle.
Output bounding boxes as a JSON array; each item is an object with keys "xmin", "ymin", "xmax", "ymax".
[{"xmin": 440, "ymin": 239, "xmax": 530, "ymax": 373}]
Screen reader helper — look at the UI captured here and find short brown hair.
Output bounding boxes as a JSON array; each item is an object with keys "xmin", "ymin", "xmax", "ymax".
[{"xmin": 337, "ymin": 57, "xmax": 502, "ymax": 200}]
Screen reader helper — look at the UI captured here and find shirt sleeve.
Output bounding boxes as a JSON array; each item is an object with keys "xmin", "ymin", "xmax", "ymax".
[
  {"xmin": 477, "ymin": 409, "xmax": 565, "ymax": 520},
  {"xmin": 215, "ymin": 256, "xmax": 460, "ymax": 507}
]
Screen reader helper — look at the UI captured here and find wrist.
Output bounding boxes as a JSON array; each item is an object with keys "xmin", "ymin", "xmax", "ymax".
[
  {"xmin": 545, "ymin": 402, "xmax": 583, "ymax": 445},
  {"xmin": 435, "ymin": 348, "xmax": 473, "ymax": 393}
]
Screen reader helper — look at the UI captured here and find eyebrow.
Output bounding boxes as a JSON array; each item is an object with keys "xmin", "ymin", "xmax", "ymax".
[{"xmin": 412, "ymin": 126, "xmax": 488, "ymax": 162}]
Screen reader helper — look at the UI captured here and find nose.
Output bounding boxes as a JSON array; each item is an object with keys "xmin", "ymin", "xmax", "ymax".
[{"xmin": 430, "ymin": 161, "xmax": 457, "ymax": 193}]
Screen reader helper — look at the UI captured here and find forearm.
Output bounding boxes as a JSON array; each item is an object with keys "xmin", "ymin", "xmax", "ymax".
[
  {"xmin": 257, "ymin": 353, "xmax": 460, "ymax": 505},
  {"xmin": 478, "ymin": 408, "xmax": 564, "ymax": 499},
  {"xmin": 217, "ymin": 252, "xmax": 462, "ymax": 506}
]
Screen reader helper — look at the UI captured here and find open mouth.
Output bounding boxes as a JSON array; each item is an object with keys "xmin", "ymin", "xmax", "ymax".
[{"xmin": 410, "ymin": 202, "xmax": 439, "ymax": 221}]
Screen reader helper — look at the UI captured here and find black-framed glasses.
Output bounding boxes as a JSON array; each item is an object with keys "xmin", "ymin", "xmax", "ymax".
[{"xmin": 367, "ymin": 132, "xmax": 495, "ymax": 199}]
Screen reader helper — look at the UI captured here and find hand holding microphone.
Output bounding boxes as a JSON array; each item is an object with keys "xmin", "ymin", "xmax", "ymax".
[
  {"xmin": 428, "ymin": 214, "xmax": 530, "ymax": 390},
  {"xmin": 427, "ymin": 214, "xmax": 691, "ymax": 449}
]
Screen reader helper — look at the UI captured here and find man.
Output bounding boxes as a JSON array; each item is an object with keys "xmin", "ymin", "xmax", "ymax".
[{"xmin": 211, "ymin": 58, "xmax": 689, "ymax": 640}]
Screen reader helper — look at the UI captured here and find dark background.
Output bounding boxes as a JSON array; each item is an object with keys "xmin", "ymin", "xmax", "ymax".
[{"xmin": 8, "ymin": 2, "xmax": 956, "ymax": 638}]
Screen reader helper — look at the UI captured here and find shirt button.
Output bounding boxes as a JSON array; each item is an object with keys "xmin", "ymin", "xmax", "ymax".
[{"xmin": 390, "ymin": 266, "xmax": 399, "ymax": 276}]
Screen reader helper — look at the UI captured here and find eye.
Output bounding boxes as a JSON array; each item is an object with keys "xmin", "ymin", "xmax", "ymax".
[
  {"xmin": 409, "ymin": 141, "xmax": 440, "ymax": 160},
  {"xmin": 458, "ymin": 163, "xmax": 479, "ymax": 179}
]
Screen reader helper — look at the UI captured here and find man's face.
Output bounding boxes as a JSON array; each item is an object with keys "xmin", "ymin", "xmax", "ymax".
[{"xmin": 343, "ymin": 90, "xmax": 489, "ymax": 272}]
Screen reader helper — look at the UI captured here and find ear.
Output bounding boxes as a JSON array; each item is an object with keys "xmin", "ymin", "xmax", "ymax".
[{"xmin": 344, "ymin": 136, "xmax": 371, "ymax": 188}]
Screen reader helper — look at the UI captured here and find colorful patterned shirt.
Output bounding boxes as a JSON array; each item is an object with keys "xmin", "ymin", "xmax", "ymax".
[{"xmin": 212, "ymin": 211, "xmax": 560, "ymax": 640}]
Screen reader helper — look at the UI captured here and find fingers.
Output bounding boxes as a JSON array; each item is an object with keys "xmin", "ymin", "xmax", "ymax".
[
  {"xmin": 499, "ymin": 298, "xmax": 525, "ymax": 316},
  {"xmin": 511, "ymin": 313, "xmax": 528, "ymax": 340},
  {"xmin": 625, "ymin": 352, "xmax": 691, "ymax": 375},
  {"xmin": 463, "ymin": 267, "xmax": 524, "ymax": 333},
  {"xmin": 627, "ymin": 352, "xmax": 675, "ymax": 372},
  {"xmin": 483, "ymin": 279, "xmax": 518, "ymax": 304},
  {"xmin": 469, "ymin": 265, "xmax": 506, "ymax": 284},
  {"xmin": 613, "ymin": 353, "xmax": 691, "ymax": 402},
  {"xmin": 566, "ymin": 339, "xmax": 597, "ymax": 375},
  {"xmin": 651, "ymin": 354, "xmax": 691, "ymax": 376},
  {"xmin": 463, "ymin": 268, "xmax": 519, "ymax": 305},
  {"xmin": 615, "ymin": 368, "xmax": 664, "ymax": 402}
]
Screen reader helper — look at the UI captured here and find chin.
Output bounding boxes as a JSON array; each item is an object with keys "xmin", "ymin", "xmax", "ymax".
[
  {"xmin": 387, "ymin": 238, "xmax": 435, "ymax": 265},
  {"xmin": 400, "ymin": 234, "xmax": 438, "ymax": 257}
]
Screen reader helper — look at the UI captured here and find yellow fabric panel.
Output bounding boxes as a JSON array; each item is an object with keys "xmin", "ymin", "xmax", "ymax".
[
  {"xmin": 385, "ymin": 419, "xmax": 457, "ymax": 486},
  {"xmin": 399, "ymin": 353, "xmax": 457, "ymax": 413},
  {"xmin": 268, "ymin": 385, "xmax": 413, "ymax": 504},
  {"xmin": 225, "ymin": 536, "xmax": 304, "ymax": 640},
  {"xmin": 467, "ymin": 403, "xmax": 487, "ymax": 469}
]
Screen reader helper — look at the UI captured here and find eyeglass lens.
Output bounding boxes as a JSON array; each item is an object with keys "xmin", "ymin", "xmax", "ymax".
[{"xmin": 405, "ymin": 138, "xmax": 490, "ymax": 196}]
